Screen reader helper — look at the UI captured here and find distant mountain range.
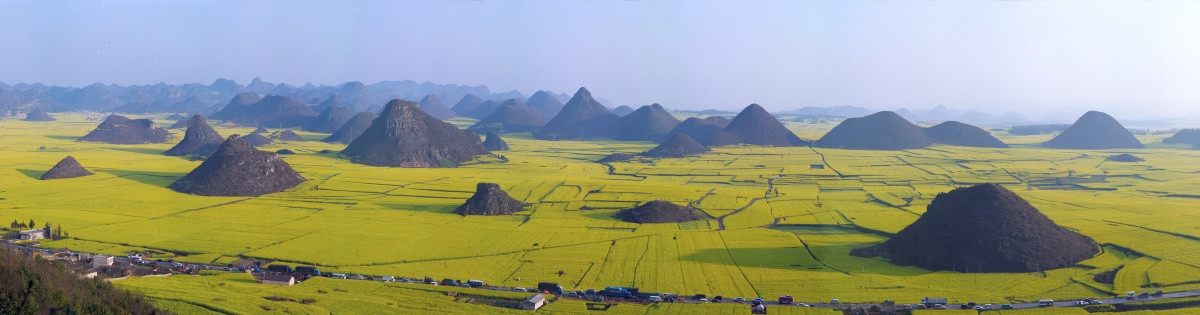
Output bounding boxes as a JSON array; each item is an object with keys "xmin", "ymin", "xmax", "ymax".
[{"xmin": 0, "ymin": 78, "xmax": 582, "ymax": 118}]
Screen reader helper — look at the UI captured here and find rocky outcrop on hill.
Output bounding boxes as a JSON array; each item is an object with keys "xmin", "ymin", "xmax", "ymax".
[
  {"xmin": 1043, "ymin": 111, "xmax": 1143, "ymax": 149},
  {"xmin": 611, "ymin": 105, "xmax": 635, "ymax": 117},
  {"xmin": 210, "ymin": 93, "xmax": 317, "ymax": 127},
  {"xmin": 304, "ymin": 105, "xmax": 354, "ymax": 133},
  {"xmin": 613, "ymin": 103, "xmax": 680, "ymax": 141},
  {"xmin": 78, "ymin": 115, "xmax": 172, "ymax": 144},
  {"xmin": 468, "ymin": 99, "xmax": 548, "ymax": 133},
  {"xmin": 241, "ymin": 132, "xmax": 272, "ymax": 147},
  {"xmin": 598, "ymin": 153, "xmax": 635, "ymax": 163},
  {"xmin": 273, "ymin": 130, "xmax": 304, "ymax": 142},
  {"xmin": 451, "ymin": 94, "xmax": 486, "ymax": 117},
  {"xmin": 169, "ymin": 114, "xmax": 206, "ymax": 129},
  {"xmin": 923, "ymin": 121, "xmax": 1009, "ymax": 148},
  {"xmin": 706, "ymin": 104, "xmax": 805, "ymax": 147},
  {"xmin": 1106, "ymin": 153, "xmax": 1144, "ymax": 162},
  {"xmin": 418, "ymin": 94, "xmax": 456, "ymax": 120},
  {"xmin": 164, "ymin": 115, "xmax": 224, "ymax": 158},
  {"xmin": 815, "ymin": 111, "xmax": 932, "ymax": 150},
  {"xmin": 454, "ymin": 183, "xmax": 527, "ymax": 215},
  {"xmin": 39, "ymin": 156, "xmax": 94, "ymax": 180},
  {"xmin": 665, "ymin": 116, "xmax": 730, "ymax": 143},
  {"xmin": 526, "ymin": 90, "xmax": 565, "ymax": 119},
  {"xmin": 322, "ymin": 112, "xmax": 378, "ymax": 144},
  {"xmin": 482, "ymin": 131, "xmax": 510, "ymax": 151},
  {"xmin": 169, "ymin": 135, "xmax": 305, "ymax": 196},
  {"xmin": 1164, "ymin": 129, "xmax": 1200, "ymax": 146},
  {"xmin": 341, "ymin": 99, "xmax": 489, "ymax": 167},
  {"xmin": 641, "ymin": 133, "xmax": 709, "ymax": 158},
  {"xmin": 615, "ymin": 200, "xmax": 700, "ymax": 223},
  {"xmin": 24, "ymin": 109, "xmax": 55, "ymax": 121},
  {"xmin": 533, "ymin": 87, "xmax": 618, "ymax": 140},
  {"xmin": 854, "ymin": 183, "xmax": 1098, "ymax": 272}
]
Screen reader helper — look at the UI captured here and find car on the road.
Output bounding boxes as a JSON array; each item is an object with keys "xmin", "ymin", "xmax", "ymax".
[
  {"xmin": 732, "ymin": 297, "xmax": 746, "ymax": 303},
  {"xmin": 1153, "ymin": 290, "xmax": 1163, "ymax": 297},
  {"xmin": 752, "ymin": 298, "xmax": 765, "ymax": 305},
  {"xmin": 1001, "ymin": 304, "xmax": 1014, "ymax": 310},
  {"xmin": 974, "ymin": 306, "xmax": 984, "ymax": 310},
  {"xmin": 795, "ymin": 303, "xmax": 811, "ymax": 307},
  {"xmin": 1075, "ymin": 301, "xmax": 1088, "ymax": 306},
  {"xmin": 932, "ymin": 304, "xmax": 946, "ymax": 310},
  {"xmin": 699, "ymin": 298, "xmax": 709, "ymax": 303},
  {"xmin": 712, "ymin": 296, "xmax": 723, "ymax": 303},
  {"xmin": 647, "ymin": 296, "xmax": 663, "ymax": 302},
  {"xmin": 983, "ymin": 304, "xmax": 993, "ymax": 310},
  {"xmin": 1139, "ymin": 292, "xmax": 1150, "ymax": 299}
]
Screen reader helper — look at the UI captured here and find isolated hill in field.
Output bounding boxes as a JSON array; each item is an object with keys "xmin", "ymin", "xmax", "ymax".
[
  {"xmin": 24, "ymin": 109, "xmax": 55, "ymax": 121},
  {"xmin": 642, "ymin": 133, "xmax": 709, "ymax": 158},
  {"xmin": 533, "ymin": 87, "xmax": 619, "ymax": 140},
  {"xmin": 169, "ymin": 114, "xmax": 206, "ymax": 129},
  {"xmin": 815, "ymin": 111, "xmax": 933, "ymax": 150},
  {"xmin": 312, "ymin": 94, "xmax": 348, "ymax": 112},
  {"xmin": 455, "ymin": 183, "xmax": 527, "ymax": 216},
  {"xmin": 323, "ymin": 112, "xmax": 378, "ymax": 144},
  {"xmin": 39, "ymin": 156, "xmax": 93, "ymax": 180},
  {"xmin": 451, "ymin": 94, "xmax": 486, "ymax": 117},
  {"xmin": 164, "ymin": 115, "xmax": 223, "ymax": 158},
  {"xmin": 611, "ymin": 105, "xmax": 635, "ymax": 117},
  {"xmin": 526, "ymin": 90, "xmax": 565, "ymax": 118},
  {"xmin": 341, "ymin": 99, "xmax": 489, "ymax": 167},
  {"xmin": 166, "ymin": 114, "xmax": 187, "ymax": 120},
  {"xmin": 274, "ymin": 130, "xmax": 305, "ymax": 142},
  {"xmin": 241, "ymin": 132, "xmax": 272, "ymax": 147},
  {"xmin": 923, "ymin": 121, "xmax": 1009, "ymax": 148},
  {"xmin": 482, "ymin": 131, "xmax": 510, "ymax": 151},
  {"xmin": 276, "ymin": 149, "xmax": 294, "ymax": 155},
  {"xmin": 706, "ymin": 104, "xmax": 805, "ymax": 147},
  {"xmin": 1164, "ymin": 129, "xmax": 1200, "ymax": 145},
  {"xmin": 254, "ymin": 126, "xmax": 269, "ymax": 133},
  {"xmin": 1043, "ymin": 111, "xmax": 1143, "ymax": 149},
  {"xmin": 614, "ymin": 103, "xmax": 681, "ymax": 141},
  {"xmin": 169, "ymin": 135, "xmax": 305, "ymax": 196},
  {"xmin": 615, "ymin": 200, "xmax": 700, "ymax": 223},
  {"xmin": 417, "ymin": 94, "xmax": 456, "ymax": 119},
  {"xmin": 78, "ymin": 115, "xmax": 172, "ymax": 144},
  {"xmin": 210, "ymin": 93, "xmax": 317, "ymax": 127},
  {"xmin": 165, "ymin": 96, "xmax": 211, "ymax": 115},
  {"xmin": 857, "ymin": 183, "xmax": 1098, "ymax": 272},
  {"xmin": 468, "ymin": 99, "xmax": 547, "ymax": 133},
  {"xmin": 599, "ymin": 153, "xmax": 635, "ymax": 163},
  {"xmin": 304, "ymin": 105, "xmax": 354, "ymax": 133},
  {"xmin": 1107, "ymin": 153, "xmax": 1144, "ymax": 162},
  {"xmin": 665, "ymin": 116, "xmax": 730, "ymax": 143}
]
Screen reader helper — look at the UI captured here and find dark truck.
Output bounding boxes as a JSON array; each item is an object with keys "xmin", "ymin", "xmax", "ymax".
[
  {"xmin": 537, "ymin": 282, "xmax": 564, "ymax": 295},
  {"xmin": 294, "ymin": 266, "xmax": 321, "ymax": 277},
  {"xmin": 266, "ymin": 264, "xmax": 293, "ymax": 273}
]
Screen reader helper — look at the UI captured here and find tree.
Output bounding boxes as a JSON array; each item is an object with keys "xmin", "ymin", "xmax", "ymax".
[
  {"xmin": 8, "ymin": 221, "xmax": 16, "ymax": 229},
  {"xmin": 28, "ymin": 220, "xmax": 34, "ymax": 229}
]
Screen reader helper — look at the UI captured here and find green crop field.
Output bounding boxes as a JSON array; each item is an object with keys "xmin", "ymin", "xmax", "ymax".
[{"xmin": 6, "ymin": 114, "xmax": 1200, "ymax": 312}]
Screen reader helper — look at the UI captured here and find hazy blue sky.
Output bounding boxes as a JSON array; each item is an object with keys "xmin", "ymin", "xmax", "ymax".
[{"xmin": 2, "ymin": 1, "xmax": 1200, "ymax": 118}]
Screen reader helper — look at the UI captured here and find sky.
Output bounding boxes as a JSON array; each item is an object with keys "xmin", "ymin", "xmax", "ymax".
[{"xmin": 2, "ymin": 1, "xmax": 1200, "ymax": 119}]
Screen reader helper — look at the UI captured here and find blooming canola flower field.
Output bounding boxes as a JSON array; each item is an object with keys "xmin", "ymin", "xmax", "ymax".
[{"xmin": 6, "ymin": 114, "xmax": 1200, "ymax": 312}]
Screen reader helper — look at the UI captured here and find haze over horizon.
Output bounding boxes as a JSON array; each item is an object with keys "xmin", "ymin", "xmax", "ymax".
[{"xmin": 3, "ymin": 1, "xmax": 1200, "ymax": 120}]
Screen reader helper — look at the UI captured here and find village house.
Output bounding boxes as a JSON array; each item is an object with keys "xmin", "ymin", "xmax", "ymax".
[
  {"xmin": 519, "ymin": 294, "xmax": 546, "ymax": 311},
  {"xmin": 92, "ymin": 255, "xmax": 114, "ymax": 268},
  {"xmin": 18, "ymin": 228, "xmax": 47, "ymax": 240},
  {"xmin": 259, "ymin": 274, "xmax": 295, "ymax": 286}
]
